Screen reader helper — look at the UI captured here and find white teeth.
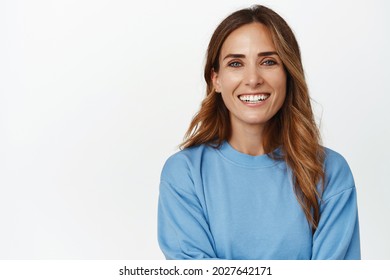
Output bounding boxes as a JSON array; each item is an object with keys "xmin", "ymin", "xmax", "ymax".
[{"xmin": 239, "ymin": 94, "xmax": 270, "ymax": 103}]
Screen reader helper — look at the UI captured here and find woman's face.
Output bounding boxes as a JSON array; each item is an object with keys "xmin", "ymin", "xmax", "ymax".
[{"xmin": 212, "ymin": 22, "xmax": 286, "ymax": 131}]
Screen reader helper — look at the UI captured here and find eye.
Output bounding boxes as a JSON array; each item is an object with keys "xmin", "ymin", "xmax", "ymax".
[
  {"xmin": 228, "ymin": 61, "xmax": 242, "ymax": 68},
  {"xmin": 261, "ymin": 59, "xmax": 277, "ymax": 66}
]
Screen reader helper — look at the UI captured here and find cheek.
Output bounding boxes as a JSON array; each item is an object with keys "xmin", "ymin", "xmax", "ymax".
[
  {"xmin": 272, "ymin": 73, "xmax": 287, "ymax": 97},
  {"xmin": 278, "ymin": 82, "xmax": 287, "ymax": 100},
  {"xmin": 220, "ymin": 91, "xmax": 235, "ymax": 110},
  {"xmin": 277, "ymin": 86, "xmax": 287, "ymax": 108},
  {"xmin": 219, "ymin": 73, "xmax": 241, "ymax": 92},
  {"xmin": 270, "ymin": 74, "xmax": 287, "ymax": 108}
]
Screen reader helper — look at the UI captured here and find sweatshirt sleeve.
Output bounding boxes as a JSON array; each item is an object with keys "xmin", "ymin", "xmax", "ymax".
[
  {"xmin": 157, "ymin": 154, "xmax": 219, "ymax": 259},
  {"xmin": 311, "ymin": 150, "xmax": 361, "ymax": 260}
]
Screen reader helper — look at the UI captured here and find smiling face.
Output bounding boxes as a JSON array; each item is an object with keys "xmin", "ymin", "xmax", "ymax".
[{"xmin": 212, "ymin": 22, "xmax": 287, "ymax": 134}]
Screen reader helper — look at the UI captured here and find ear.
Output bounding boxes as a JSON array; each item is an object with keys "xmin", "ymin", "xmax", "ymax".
[{"xmin": 211, "ymin": 68, "xmax": 221, "ymax": 93}]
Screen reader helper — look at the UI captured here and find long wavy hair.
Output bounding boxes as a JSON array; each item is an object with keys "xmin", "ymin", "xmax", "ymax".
[{"xmin": 181, "ymin": 5, "xmax": 325, "ymax": 231}]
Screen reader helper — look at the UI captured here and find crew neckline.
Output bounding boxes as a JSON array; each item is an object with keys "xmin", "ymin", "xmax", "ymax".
[{"xmin": 216, "ymin": 141, "xmax": 281, "ymax": 168}]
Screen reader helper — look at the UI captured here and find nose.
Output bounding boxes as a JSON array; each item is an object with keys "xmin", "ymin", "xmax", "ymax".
[{"xmin": 244, "ymin": 64, "xmax": 263, "ymax": 88}]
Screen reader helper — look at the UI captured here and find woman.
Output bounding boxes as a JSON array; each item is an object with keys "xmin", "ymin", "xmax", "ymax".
[{"xmin": 158, "ymin": 5, "xmax": 360, "ymax": 260}]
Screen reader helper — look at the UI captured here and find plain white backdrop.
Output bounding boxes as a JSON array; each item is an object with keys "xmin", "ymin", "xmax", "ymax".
[{"xmin": 0, "ymin": 0, "xmax": 389, "ymax": 259}]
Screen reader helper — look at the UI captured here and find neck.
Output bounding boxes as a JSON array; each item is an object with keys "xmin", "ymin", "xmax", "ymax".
[{"xmin": 229, "ymin": 122, "xmax": 265, "ymax": 156}]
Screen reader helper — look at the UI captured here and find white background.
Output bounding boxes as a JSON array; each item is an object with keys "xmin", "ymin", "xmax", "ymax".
[{"xmin": 0, "ymin": 0, "xmax": 389, "ymax": 259}]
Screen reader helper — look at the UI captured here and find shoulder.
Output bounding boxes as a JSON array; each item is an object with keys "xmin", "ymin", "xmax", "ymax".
[
  {"xmin": 323, "ymin": 147, "xmax": 350, "ymax": 172},
  {"xmin": 322, "ymin": 147, "xmax": 356, "ymax": 200},
  {"xmin": 160, "ymin": 144, "xmax": 212, "ymax": 188},
  {"xmin": 162, "ymin": 145, "xmax": 208, "ymax": 174}
]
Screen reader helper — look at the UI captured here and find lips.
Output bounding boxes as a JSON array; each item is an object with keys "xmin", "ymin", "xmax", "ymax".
[{"xmin": 238, "ymin": 93, "xmax": 270, "ymax": 104}]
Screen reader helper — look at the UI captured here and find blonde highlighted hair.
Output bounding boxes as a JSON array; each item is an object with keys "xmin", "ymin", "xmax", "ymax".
[{"xmin": 181, "ymin": 5, "xmax": 325, "ymax": 231}]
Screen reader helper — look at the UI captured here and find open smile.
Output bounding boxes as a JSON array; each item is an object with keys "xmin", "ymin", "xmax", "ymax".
[{"xmin": 238, "ymin": 93, "xmax": 270, "ymax": 104}]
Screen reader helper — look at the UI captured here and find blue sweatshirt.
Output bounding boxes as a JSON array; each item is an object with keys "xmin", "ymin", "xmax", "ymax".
[{"xmin": 158, "ymin": 141, "xmax": 360, "ymax": 259}]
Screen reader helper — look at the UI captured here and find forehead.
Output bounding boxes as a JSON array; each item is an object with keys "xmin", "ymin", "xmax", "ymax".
[{"xmin": 220, "ymin": 22, "xmax": 275, "ymax": 55}]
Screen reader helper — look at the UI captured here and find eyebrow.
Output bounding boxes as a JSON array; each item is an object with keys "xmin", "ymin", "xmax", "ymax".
[{"xmin": 222, "ymin": 51, "xmax": 278, "ymax": 61}]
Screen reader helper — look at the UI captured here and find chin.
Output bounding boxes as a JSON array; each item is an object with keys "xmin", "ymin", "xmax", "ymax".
[{"xmin": 244, "ymin": 119, "xmax": 268, "ymax": 126}]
